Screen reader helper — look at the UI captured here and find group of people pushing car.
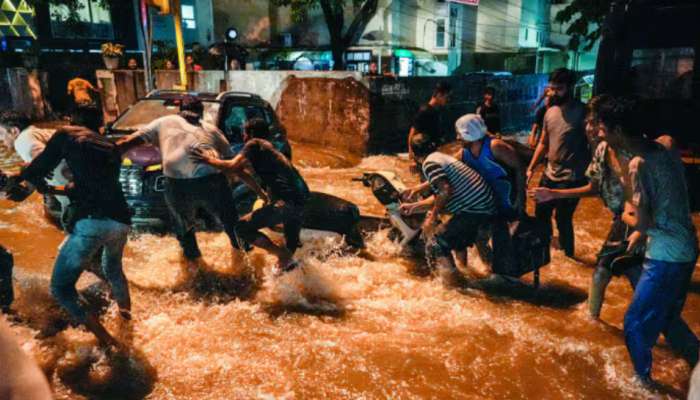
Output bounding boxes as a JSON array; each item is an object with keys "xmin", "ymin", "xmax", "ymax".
[
  {"xmin": 0, "ymin": 66, "xmax": 698, "ymax": 388},
  {"xmin": 0, "ymin": 96, "xmax": 310, "ymax": 350},
  {"xmin": 403, "ymin": 67, "xmax": 698, "ymax": 387}
]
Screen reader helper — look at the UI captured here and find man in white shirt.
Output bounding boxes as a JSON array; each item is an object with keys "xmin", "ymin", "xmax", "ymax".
[
  {"xmin": 117, "ymin": 97, "xmax": 245, "ymax": 276},
  {"xmin": 0, "ymin": 111, "xmax": 71, "ymax": 210}
]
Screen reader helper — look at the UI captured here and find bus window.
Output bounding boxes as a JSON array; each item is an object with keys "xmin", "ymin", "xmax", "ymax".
[{"xmin": 629, "ymin": 47, "xmax": 694, "ymax": 99}]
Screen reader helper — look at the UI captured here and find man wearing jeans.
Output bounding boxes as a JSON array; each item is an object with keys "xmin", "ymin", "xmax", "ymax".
[
  {"xmin": 7, "ymin": 121, "xmax": 132, "ymax": 348},
  {"xmin": 526, "ymin": 68, "xmax": 590, "ymax": 257},
  {"xmin": 118, "ymin": 97, "xmax": 243, "ymax": 278},
  {"xmin": 604, "ymin": 96, "xmax": 699, "ymax": 385}
]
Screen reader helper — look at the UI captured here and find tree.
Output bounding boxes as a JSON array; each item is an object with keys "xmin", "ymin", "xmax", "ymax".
[
  {"xmin": 26, "ymin": 0, "xmax": 132, "ymax": 36},
  {"xmin": 271, "ymin": 0, "xmax": 378, "ymax": 70},
  {"xmin": 554, "ymin": 0, "xmax": 629, "ymax": 51},
  {"xmin": 555, "ymin": 0, "xmax": 631, "ymax": 94}
]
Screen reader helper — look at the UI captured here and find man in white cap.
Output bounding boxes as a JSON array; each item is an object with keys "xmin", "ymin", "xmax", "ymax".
[
  {"xmin": 454, "ymin": 113, "xmax": 526, "ymax": 275},
  {"xmin": 454, "ymin": 114, "xmax": 525, "ymax": 218}
]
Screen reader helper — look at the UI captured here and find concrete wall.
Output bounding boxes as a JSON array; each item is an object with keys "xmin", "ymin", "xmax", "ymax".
[
  {"xmin": 276, "ymin": 77, "xmax": 370, "ymax": 154},
  {"xmin": 225, "ymin": 71, "xmax": 366, "ymax": 107}
]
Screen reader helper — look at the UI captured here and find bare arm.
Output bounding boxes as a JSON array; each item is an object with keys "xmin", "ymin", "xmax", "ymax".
[
  {"xmin": 622, "ymin": 158, "xmax": 650, "ymax": 232},
  {"xmin": 195, "ymin": 151, "xmax": 246, "ymax": 172},
  {"xmin": 234, "ymin": 166, "xmax": 269, "ymax": 203},
  {"xmin": 408, "ymin": 126, "xmax": 417, "ymax": 159},
  {"xmin": 526, "ymin": 129, "xmax": 548, "ymax": 184},
  {"xmin": 527, "ymin": 123, "xmax": 539, "ymax": 148},
  {"xmin": 115, "ymin": 134, "xmax": 147, "ymax": 154},
  {"xmin": 529, "ymin": 181, "xmax": 597, "ymax": 203},
  {"xmin": 399, "ymin": 195, "xmax": 435, "ymax": 215},
  {"xmin": 192, "ymin": 151, "xmax": 268, "ymax": 201},
  {"xmin": 426, "ymin": 179, "xmax": 451, "ymax": 220},
  {"xmin": 401, "ymin": 180, "xmax": 430, "ymax": 201}
]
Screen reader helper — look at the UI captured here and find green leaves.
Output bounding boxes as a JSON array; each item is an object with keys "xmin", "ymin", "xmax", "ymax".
[{"xmin": 554, "ymin": 0, "xmax": 614, "ymax": 50}]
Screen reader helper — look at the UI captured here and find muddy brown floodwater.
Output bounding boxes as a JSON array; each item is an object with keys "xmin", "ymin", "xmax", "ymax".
[{"xmin": 1, "ymin": 140, "xmax": 700, "ymax": 400}]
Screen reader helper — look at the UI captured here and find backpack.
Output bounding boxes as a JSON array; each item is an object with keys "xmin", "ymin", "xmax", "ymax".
[{"xmin": 493, "ymin": 215, "xmax": 551, "ymax": 288}]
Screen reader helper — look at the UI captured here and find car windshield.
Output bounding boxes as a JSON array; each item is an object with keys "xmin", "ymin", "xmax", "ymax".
[
  {"xmin": 111, "ymin": 99, "xmax": 220, "ymax": 131},
  {"xmin": 221, "ymin": 104, "xmax": 274, "ymax": 143}
]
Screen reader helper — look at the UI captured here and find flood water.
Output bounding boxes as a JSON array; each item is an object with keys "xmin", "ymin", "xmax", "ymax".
[{"xmin": 2, "ymin": 140, "xmax": 700, "ymax": 400}]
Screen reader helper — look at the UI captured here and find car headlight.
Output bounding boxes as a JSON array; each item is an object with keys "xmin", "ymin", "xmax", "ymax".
[{"xmin": 119, "ymin": 167, "xmax": 143, "ymax": 196}]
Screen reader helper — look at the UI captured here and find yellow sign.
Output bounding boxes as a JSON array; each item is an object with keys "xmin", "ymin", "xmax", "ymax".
[{"xmin": 0, "ymin": 0, "xmax": 36, "ymax": 38}]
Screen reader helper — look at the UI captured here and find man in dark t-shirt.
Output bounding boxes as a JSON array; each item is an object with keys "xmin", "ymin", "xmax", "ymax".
[
  {"xmin": 6, "ymin": 122, "xmax": 131, "ymax": 349},
  {"xmin": 193, "ymin": 120, "xmax": 310, "ymax": 273},
  {"xmin": 408, "ymin": 81, "xmax": 451, "ymax": 159},
  {"xmin": 476, "ymin": 86, "xmax": 501, "ymax": 134}
]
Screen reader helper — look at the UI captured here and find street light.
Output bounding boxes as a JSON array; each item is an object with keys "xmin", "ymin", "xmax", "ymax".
[
  {"xmin": 224, "ymin": 27, "xmax": 238, "ymax": 72},
  {"xmin": 225, "ymin": 28, "xmax": 238, "ymax": 42}
]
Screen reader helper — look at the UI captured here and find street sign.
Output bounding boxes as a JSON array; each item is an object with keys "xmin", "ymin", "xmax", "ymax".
[{"xmin": 449, "ymin": 0, "xmax": 479, "ymax": 5}]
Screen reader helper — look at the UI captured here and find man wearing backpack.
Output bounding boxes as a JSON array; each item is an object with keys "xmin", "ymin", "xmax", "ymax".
[{"xmin": 5, "ymin": 111, "xmax": 131, "ymax": 349}]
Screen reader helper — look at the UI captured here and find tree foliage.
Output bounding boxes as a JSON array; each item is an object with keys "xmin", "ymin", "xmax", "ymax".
[
  {"xmin": 25, "ymin": 0, "xmax": 131, "ymax": 37},
  {"xmin": 554, "ymin": 0, "xmax": 625, "ymax": 51},
  {"xmin": 271, "ymin": 0, "xmax": 377, "ymax": 69}
]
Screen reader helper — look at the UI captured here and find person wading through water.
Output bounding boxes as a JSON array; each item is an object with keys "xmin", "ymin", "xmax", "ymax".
[{"xmin": 117, "ymin": 96, "xmax": 246, "ymax": 283}]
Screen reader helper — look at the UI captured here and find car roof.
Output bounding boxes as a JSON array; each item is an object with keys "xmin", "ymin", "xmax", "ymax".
[{"xmin": 145, "ymin": 90, "xmax": 266, "ymax": 103}]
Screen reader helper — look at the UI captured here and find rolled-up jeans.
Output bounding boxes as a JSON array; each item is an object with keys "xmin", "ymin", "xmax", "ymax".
[
  {"xmin": 51, "ymin": 218, "xmax": 130, "ymax": 323},
  {"xmin": 624, "ymin": 257, "xmax": 699, "ymax": 379}
]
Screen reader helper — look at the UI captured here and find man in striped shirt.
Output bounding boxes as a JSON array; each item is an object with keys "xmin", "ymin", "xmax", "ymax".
[{"xmin": 401, "ymin": 133, "xmax": 496, "ymax": 287}]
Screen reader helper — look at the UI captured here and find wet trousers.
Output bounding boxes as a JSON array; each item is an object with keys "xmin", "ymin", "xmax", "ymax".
[
  {"xmin": 52, "ymin": 218, "xmax": 130, "ymax": 323},
  {"xmin": 534, "ymin": 176, "xmax": 585, "ymax": 257},
  {"xmin": 624, "ymin": 258, "xmax": 699, "ymax": 379},
  {"xmin": 164, "ymin": 174, "xmax": 242, "ymax": 260},
  {"xmin": 589, "ymin": 216, "xmax": 641, "ymax": 318}
]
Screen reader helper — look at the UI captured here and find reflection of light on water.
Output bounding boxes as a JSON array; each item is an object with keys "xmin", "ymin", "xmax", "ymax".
[{"xmin": 3, "ymin": 150, "xmax": 698, "ymax": 399}]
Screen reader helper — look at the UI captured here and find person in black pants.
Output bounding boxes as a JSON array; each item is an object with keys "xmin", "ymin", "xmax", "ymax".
[
  {"xmin": 117, "ymin": 97, "xmax": 244, "ymax": 278},
  {"xmin": 526, "ymin": 68, "xmax": 590, "ymax": 257}
]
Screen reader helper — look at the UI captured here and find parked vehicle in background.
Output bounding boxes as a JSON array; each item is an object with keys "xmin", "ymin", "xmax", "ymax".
[{"xmin": 594, "ymin": 0, "xmax": 700, "ymax": 210}]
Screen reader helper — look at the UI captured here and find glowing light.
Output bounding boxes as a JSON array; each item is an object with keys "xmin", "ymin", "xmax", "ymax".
[{"xmin": 0, "ymin": 0, "xmax": 36, "ymax": 39}]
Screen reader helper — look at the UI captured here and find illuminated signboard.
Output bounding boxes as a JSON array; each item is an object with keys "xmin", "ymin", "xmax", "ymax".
[{"xmin": 0, "ymin": 0, "xmax": 36, "ymax": 38}]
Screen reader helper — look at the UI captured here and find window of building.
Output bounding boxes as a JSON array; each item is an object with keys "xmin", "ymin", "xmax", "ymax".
[
  {"xmin": 49, "ymin": 0, "xmax": 113, "ymax": 39},
  {"xmin": 435, "ymin": 19, "xmax": 445, "ymax": 48},
  {"xmin": 181, "ymin": 4, "xmax": 196, "ymax": 29}
]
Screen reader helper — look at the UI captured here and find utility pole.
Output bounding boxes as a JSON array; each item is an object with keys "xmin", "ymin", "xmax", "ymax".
[
  {"xmin": 145, "ymin": 0, "xmax": 188, "ymax": 90},
  {"xmin": 171, "ymin": 0, "xmax": 187, "ymax": 89},
  {"xmin": 139, "ymin": 0, "xmax": 153, "ymax": 92}
]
